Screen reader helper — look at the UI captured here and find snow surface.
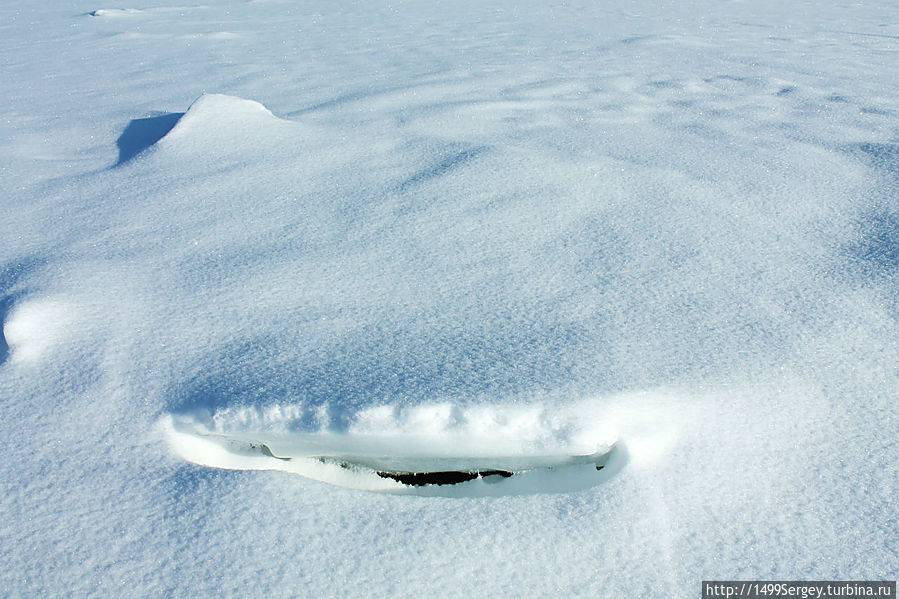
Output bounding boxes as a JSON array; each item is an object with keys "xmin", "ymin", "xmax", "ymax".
[{"xmin": 1, "ymin": 0, "xmax": 897, "ymax": 596}]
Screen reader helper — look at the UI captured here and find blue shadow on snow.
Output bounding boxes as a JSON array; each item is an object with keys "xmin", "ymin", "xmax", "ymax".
[
  {"xmin": 854, "ymin": 142, "xmax": 899, "ymax": 178},
  {"xmin": 850, "ymin": 209, "xmax": 899, "ymax": 274},
  {"xmin": 116, "ymin": 112, "xmax": 184, "ymax": 165},
  {"xmin": 0, "ymin": 295, "xmax": 12, "ymax": 365}
]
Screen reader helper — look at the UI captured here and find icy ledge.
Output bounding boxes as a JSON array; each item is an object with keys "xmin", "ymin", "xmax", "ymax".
[{"xmin": 160, "ymin": 403, "xmax": 624, "ymax": 497}]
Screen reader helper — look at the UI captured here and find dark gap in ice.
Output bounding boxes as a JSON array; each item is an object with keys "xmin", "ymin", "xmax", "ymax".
[
  {"xmin": 376, "ymin": 469, "xmax": 513, "ymax": 486},
  {"xmin": 116, "ymin": 112, "xmax": 184, "ymax": 165},
  {"xmin": 376, "ymin": 463, "xmax": 607, "ymax": 487}
]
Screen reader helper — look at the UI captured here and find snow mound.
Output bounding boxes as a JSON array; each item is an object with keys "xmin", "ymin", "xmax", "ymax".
[
  {"xmin": 163, "ymin": 94, "xmax": 281, "ymax": 138},
  {"xmin": 2, "ymin": 299, "xmax": 74, "ymax": 364},
  {"xmin": 156, "ymin": 94, "xmax": 294, "ymax": 156}
]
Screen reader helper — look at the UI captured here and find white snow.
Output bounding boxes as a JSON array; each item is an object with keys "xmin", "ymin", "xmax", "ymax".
[
  {"xmin": 2, "ymin": 299, "xmax": 75, "ymax": 363},
  {"xmin": 1, "ymin": 0, "xmax": 897, "ymax": 596}
]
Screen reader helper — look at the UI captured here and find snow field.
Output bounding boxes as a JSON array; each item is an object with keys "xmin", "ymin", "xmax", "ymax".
[{"xmin": 1, "ymin": 0, "xmax": 897, "ymax": 596}]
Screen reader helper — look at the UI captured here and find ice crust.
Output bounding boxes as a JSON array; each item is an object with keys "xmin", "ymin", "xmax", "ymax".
[{"xmin": 1, "ymin": 0, "xmax": 897, "ymax": 597}]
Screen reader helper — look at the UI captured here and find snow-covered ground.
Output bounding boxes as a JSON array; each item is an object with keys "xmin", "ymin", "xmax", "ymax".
[{"xmin": 1, "ymin": 0, "xmax": 897, "ymax": 596}]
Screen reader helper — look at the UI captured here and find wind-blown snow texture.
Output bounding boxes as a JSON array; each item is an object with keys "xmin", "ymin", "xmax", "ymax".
[{"xmin": 1, "ymin": 0, "xmax": 897, "ymax": 596}]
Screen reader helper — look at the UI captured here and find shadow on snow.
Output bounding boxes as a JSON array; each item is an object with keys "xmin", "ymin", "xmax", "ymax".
[{"xmin": 116, "ymin": 112, "xmax": 184, "ymax": 165}]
